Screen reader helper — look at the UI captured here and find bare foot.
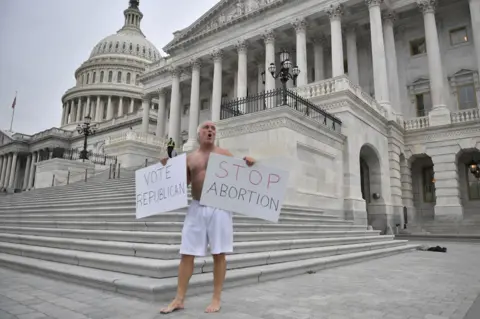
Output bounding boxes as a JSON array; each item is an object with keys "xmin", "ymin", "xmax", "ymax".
[
  {"xmin": 159, "ymin": 298, "xmax": 184, "ymax": 314},
  {"xmin": 205, "ymin": 299, "xmax": 221, "ymax": 313}
]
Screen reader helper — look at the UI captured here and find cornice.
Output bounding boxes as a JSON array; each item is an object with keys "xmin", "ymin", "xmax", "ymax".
[
  {"xmin": 404, "ymin": 122, "xmax": 480, "ymax": 145},
  {"xmin": 75, "ymin": 60, "xmax": 147, "ymax": 78},
  {"xmin": 62, "ymin": 85, "xmax": 143, "ymax": 103}
]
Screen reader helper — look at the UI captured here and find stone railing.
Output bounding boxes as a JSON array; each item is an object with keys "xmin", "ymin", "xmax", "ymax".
[
  {"xmin": 294, "ymin": 75, "xmax": 388, "ymax": 119},
  {"xmin": 30, "ymin": 128, "xmax": 73, "ymax": 142},
  {"xmin": 404, "ymin": 116, "xmax": 429, "ymax": 130},
  {"xmin": 105, "ymin": 131, "xmax": 167, "ymax": 148},
  {"xmin": 451, "ymin": 108, "xmax": 480, "ymax": 124}
]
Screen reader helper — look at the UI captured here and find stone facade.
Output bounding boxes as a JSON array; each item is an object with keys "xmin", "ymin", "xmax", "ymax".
[{"xmin": 1, "ymin": 0, "xmax": 480, "ymax": 233}]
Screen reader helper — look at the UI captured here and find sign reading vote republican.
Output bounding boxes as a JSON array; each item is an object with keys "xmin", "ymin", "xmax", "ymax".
[
  {"xmin": 200, "ymin": 153, "xmax": 289, "ymax": 223},
  {"xmin": 135, "ymin": 153, "xmax": 188, "ymax": 219}
]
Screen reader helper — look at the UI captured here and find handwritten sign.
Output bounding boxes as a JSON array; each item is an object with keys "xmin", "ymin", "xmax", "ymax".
[
  {"xmin": 199, "ymin": 153, "xmax": 289, "ymax": 223},
  {"xmin": 135, "ymin": 153, "xmax": 188, "ymax": 219}
]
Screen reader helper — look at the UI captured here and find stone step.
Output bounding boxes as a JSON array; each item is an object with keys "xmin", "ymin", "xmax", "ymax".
[
  {"xmin": 0, "ymin": 240, "xmax": 408, "ymax": 279},
  {"xmin": 0, "ymin": 211, "xmax": 339, "ymax": 225},
  {"xmin": 396, "ymin": 234, "xmax": 480, "ymax": 241},
  {"xmin": 0, "ymin": 244, "xmax": 419, "ymax": 301},
  {"xmin": 0, "ymin": 227, "xmax": 381, "ymax": 244},
  {"xmin": 0, "ymin": 212, "xmax": 348, "ymax": 224},
  {"xmin": 0, "ymin": 221, "xmax": 364, "ymax": 232},
  {"xmin": 0, "ymin": 233, "xmax": 393, "ymax": 259}
]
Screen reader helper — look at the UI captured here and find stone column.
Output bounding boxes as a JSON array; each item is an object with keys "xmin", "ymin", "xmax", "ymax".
[
  {"xmin": 141, "ymin": 95, "xmax": 151, "ymax": 134},
  {"xmin": 366, "ymin": 0, "xmax": 391, "ymax": 109},
  {"xmin": 2, "ymin": 154, "xmax": 11, "ymax": 189},
  {"xmin": 76, "ymin": 98, "xmax": 82, "ymax": 122},
  {"xmin": 8, "ymin": 152, "xmax": 18, "ymax": 189},
  {"xmin": 236, "ymin": 40, "xmax": 248, "ymax": 100},
  {"xmin": 27, "ymin": 152, "xmax": 36, "ymax": 190},
  {"xmin": 346, "ymin": 26, "xmax": 359, "ymax": 85},
  {"xmin": 118, "ymin": 97, "xmax": 124, "ymax": 117},
  {"xmin": 106, "ymin": 96, "xmax": 113, "ymax": 120},
  {"xmin": 184, "ymin": 60, "xmax": 201, "ymax": 152},
  {"xmin": 61, "ymin": 104, "xmax": 66, "ymax": 126},
  {"xmin": 168, "ymin": 68, "xmax": 182, "ymax": 144},
  {"xmin": 23, "ymin": 154, "xmax": 32, "ymax": 190},
  {"xmin": 469, "ymin": 0, "xmax": 480, "ymax": 73},
  {"xmin": 400, "ymin": 157, "xmax": 415, "ymax": 224},
  {"xmin": 431, "ymin": 152, "xmax": 463, "ymax": 221},
  {"xmin": 263, "ymin": 30, "xmax": 276, "ymax": 92},
  {"xmin": 0, "ymin": 155, "xmax": 4, "ymax": 188},
  {"xmin": 85, "ymin": 96, "xmax": 91, "ymax": 117},
  {"xmin": 388, "ymin": 139, "xmax": 403, "ymax": 226},
  {"xmin": 417, "ymin": 0, "xmax": 446, "ymax": 109},
  {"xmin": 293, "ymin": 18, "xmax": 308, "ymax": 86},
  {"xmin": 129, "ymin": 98, "xmax": 135, "ymax": 113},
  {"xmin": 312, "ymin": 36, "xmax": 326, "ymax": 82},
  {"xmin": 211, "ymin": 50, "xmax": 223, "ymax": 122},
  {"xmin": 383, "ymin": 10, "xmax": 402, "ymax": 114},
  {"xmin": 156, "ymin": 89, "xmax": 167, "ymax": 138},
  {"xmin": 95, "ymin": 96, "xmax": 102, "ymax": 122},
  {"xmin": 68, "ymin": 100, "xmax": 74, "ymax": 124},
  {"xmin": 326, "ymin": 4, "xmax": 345, "ymax": 77}
]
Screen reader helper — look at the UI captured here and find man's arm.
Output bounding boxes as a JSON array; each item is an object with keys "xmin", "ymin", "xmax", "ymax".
[{"xmin": 217, "ymin": 147, "xmax": 255, "ymax": 167}]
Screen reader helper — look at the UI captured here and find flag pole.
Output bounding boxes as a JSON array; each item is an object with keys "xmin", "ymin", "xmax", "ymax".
[{"xmin": 10, "ymin": 91, "xmax": 16, "ymax": 131}]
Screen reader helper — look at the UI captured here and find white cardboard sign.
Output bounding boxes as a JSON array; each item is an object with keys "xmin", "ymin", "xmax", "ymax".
[
  {"xmin": 199, "ymin": 153, "xmax": 289, "ymax": 223},
  {"xmin": 135, "ymin": 153, "xmax": 188, "ymax": 219}
]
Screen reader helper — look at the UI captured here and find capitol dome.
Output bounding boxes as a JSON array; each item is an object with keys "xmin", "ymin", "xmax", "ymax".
[
  {"xmin": 89, "ymin": 1, "xmax": 161, "ymax": 63},
  {"xmin": 60, "ymin": 0, "xmax": 161, "ymax": 130}
]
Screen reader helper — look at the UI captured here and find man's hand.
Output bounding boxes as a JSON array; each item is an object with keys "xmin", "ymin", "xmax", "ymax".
[
  {"xmin": 243, "ymin": 156, "xmax": 255, "ymax": 167},
  {"xmin": 160, "ymin": 157, "xmax": 169, "ymax": 166}
]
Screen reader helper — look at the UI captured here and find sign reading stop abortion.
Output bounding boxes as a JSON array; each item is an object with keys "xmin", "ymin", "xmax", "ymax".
[
  {"xmin": 135, "ymin": 153, "xmax": 188, "ymax": 219},
  {"xmin": 199, "ymin": 153, "xmax": 289, "ymax": 223}
]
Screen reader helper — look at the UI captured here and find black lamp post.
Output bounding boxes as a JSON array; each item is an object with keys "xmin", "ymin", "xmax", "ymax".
[
  {"xmin": 468, "ymin": 155, "xmax": 480, "ymax": 179},
  {"xmin": 268, "ymin": 49, "xmax": 300, "ymax": 105},
  {"xmin": 76, "ymin": 115, "xmax": 97, "ymax": 161}
]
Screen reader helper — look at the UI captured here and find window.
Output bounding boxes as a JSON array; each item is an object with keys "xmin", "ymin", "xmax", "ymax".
[
  {"xmin": 422, "ymin": 166, "xmax": 436, "ymax": 203},
  {"xmin": 344, "ymin": 59, "xmax": 348, "ymax": 74},
  {"xmin": 81, "ymin": 74, "xmax": 85, "ymax": 85},
  {"xmin": 108, "ymin": 71, "xmax": 113, "ymax": 82},
  {"xmin": 410, "ymin": 38, "xmax": 427, "ymax": 56},
  {"xmin": 201, "ymin": 99, "xmax": 209, "ymax": 110},
  {"xmin": 86, "ymin": 73, "xmax": 90, "ymax": 84},
  {"xmin": 457, "ymin": 84, "xmax": 477, "ymax": 109},
  {"xmin": 415, "ymin": 93, "xmax": 432, "ymax": 117},
  {"xmin": 466, "ymin": 164, "xmax": 480, "ymax": 200},
  {"xmin": 450, "ymin": 27, "xmax": 468, "ymax": 46},
  {"xmin": 92, "ymin": 72, "xmax": 96, "ymax": 83},
  {"xmin": 126, "ymin": 72, "xmax": 131, "ymax": 84},
  {"xmin": 117, "ymin": 71, "xmax": 122, "ymax": 83},
  {"xmin": 100, "ymin": 71, "xmax": 104, "ymax": 83}
]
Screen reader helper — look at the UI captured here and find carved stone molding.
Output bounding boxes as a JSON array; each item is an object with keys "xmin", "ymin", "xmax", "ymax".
[
  {"xmin": 169, "ymin": 67, "xmax": 181, "ymax": 78},
  {"xmin": 311, "ymin": 35, "xmax": 328, "ymax": 46},
  {"xmin": 382, "ymin": 10, "xmax": 397, "ymax": 25},
  {"xmin": 326, "ymin": 4, "xmax": 344, "ymax": 21},
  {"xmin": 211, "ymin": 49, "xmax": 224, "ymax": 62},
  {"xmin": 365, "ymin": 0, "xmax": 383, "ymax": 9},
  {"xmin": 189, "ymin": 59, "xmax": 202, "ymax": 71},
  {"xmin": 292, "ymin": 18, "xmax": 307, "ymax": 33},
  {"xmin": 263, "ymin": 29, "xmax": 275, "ymax": 44},
  {"xmin": 417, "ymin": 0, "xmax": 437, "ymax": 14},
  {"xmin": 235, "ymin": 39, "xmax": 249, "ymax": 53},
  {"xmin": 157, "ymin": 88, "xmax": 166, "ymax": 97}
]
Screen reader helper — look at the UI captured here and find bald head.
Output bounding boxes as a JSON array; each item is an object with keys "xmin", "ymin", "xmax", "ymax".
[{"xmin": 197, "ymin": 120, "xmax": 216, "ymax": 146}]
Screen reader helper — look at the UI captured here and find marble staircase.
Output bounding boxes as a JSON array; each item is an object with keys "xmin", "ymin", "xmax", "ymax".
[{"xmin": 0, "ymin": 174, "xmax": 419, "ymax": 301}]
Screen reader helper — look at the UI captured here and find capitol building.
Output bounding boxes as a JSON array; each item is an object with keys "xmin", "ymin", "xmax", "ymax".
[{"xmin": 0, "ymin": 0, "xmax": 479, "ymax": 234}]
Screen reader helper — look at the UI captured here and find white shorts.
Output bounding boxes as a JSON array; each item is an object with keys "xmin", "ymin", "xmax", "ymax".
[{"xmin": 179, "ymin": 200, "xmax": 234, "ymax": 257}]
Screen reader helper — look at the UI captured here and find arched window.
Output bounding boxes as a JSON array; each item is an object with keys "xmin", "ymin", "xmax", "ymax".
[
  {"xmin": 129, "ymin": 43, "xmax": 133, "ymax": 51},
  {"xmin": 100, "ymin": 71, "xmax": 104, "ymax": 83},
  {"xmin": 135, "ymin": 74, "xmax": 139, "ymax": 85},
  {"xmin": 86, "ymin": 73, "xmax": 90, "ymax": 84},
  {"xmin": 82, "ymin": 74, "xmax": 85, "ymax": 85},
  {"xmin": 116, "ymin": 42, "xmax": 119, "ymax": 50},
  {"xmin": 108, "ymin": 71, "xmax": 113, "ymax": 82},
  {"xmin": 109, "ymin": 42, "xmax": 112, "ymax": 50},
  {"xmin": 126, "ymin": 72, "xmax": 131, "ymax": 84},
  {"xmin": 123, "ymin": 42, "xmax": 126, "ymax": 50},
  {"xmin": 117, "ymin": 71, "xmax": 122, "ymax": 83}
]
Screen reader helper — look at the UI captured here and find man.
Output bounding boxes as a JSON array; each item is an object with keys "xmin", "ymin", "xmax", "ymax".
[
  {"xmin": 167, "ymin": 138, "xmax": 175, "ymax": 158},
  {"xmin": 159, "ymin": 120, "xmax": 255, "ymax": 314}
]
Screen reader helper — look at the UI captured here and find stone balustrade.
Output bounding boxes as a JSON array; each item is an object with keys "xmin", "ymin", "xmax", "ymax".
[
  {"xmin": 451, "ymin": 108, "xmax": 480, "ymax": 124},
  {"xmin": 404, "ymin": 116, "xmax": 430, "ymax": 130},
  {"xmin": 105, "ymin": 131, "xmax": 167, "ymax": 148}
]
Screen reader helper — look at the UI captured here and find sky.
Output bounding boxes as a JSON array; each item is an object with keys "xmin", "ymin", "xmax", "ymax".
[{"xmin": 0, "ymin": 0, "xmax": 220, "ymax": 135}]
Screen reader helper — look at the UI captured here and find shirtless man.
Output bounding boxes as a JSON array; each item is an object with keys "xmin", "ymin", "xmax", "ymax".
[{"xmin": 159, "ymin": 120, "xmax": 255, "ymax": 314}]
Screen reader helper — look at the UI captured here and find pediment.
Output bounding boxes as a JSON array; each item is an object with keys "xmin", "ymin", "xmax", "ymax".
[
  {"xmin": 164, "ymin": 0, "xmax": 282, "ymax": 52},
  {"xmin": 450, "ymin": 68, "xmax": 476, "ymax": 77},
  {"xmin": 0, "ymin": 130, "xmax": 13, "ymax": 147}
]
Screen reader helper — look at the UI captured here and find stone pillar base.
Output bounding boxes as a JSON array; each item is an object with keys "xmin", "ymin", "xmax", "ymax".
[
  {"xmin": 343, "ymin": 198, "xmax": 368, "ymax": 226},
  {"xmin": 34, "ymin": 158, "xmax": 95, "ymax": 189},
  {"xmin": 182, "ymin": 138, "xmax": 198, "ymax": 153},
  {"xmin": 428, "ymin": 107, "xmax": 451, "ymax": 127},
  {"xmin": 434, "ymin": 205, "xmax": 464, "ymax": 222}
]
